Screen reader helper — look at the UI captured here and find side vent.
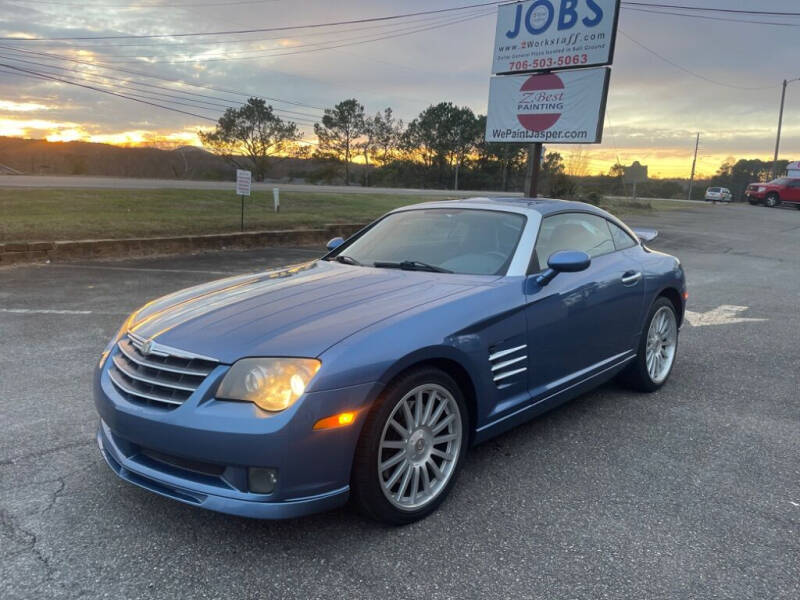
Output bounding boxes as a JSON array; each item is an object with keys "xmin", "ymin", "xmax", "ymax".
[{"xmin": 489, "ymin": 343, "xmax": 528, "ymax": 388}]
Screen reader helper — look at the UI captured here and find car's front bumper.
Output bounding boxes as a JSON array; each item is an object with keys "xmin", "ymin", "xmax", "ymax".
[
  {"xmin": 96, "ymin": 421, "xmax": 350, "ymax": 518},
  {"xmin": 94, "ymin": 352, "xmax": 383, "ymax": 519}
]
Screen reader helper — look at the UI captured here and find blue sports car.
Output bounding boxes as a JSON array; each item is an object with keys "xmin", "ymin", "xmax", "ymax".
[{"xmin": 95, "ymin": 197, "xmax": 686, "ymax": 524}]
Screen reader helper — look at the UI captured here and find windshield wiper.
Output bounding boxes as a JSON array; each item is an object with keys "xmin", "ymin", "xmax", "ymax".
[
  {"xmin": 373, "ymin": 260, "xmax": 452, "ymax": 273},
  {"xmin": 334, "ymin": 255, "xmax": 362, "ymax": 266}
]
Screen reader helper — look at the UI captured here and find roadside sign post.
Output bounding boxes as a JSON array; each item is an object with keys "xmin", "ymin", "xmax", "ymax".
[
  {"xmin": 273, "ymin": 187, "xmax": 280, "ymax": 213},
  {"xmin": 486, "ymin": 0, "xmax": 620, "ymax": 197},
  {"xmin": 235, "ymin": 169, "xmax": 252, "ymax": 231},
  {"xmin": 623, "ymin": 161, "xmax": 648, "ymax": 200}
]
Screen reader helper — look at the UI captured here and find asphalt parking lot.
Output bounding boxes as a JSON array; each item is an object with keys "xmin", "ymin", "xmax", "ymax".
[{"xmin": 1, "ymin": 201, "xmax": 798, "ymax": 599}]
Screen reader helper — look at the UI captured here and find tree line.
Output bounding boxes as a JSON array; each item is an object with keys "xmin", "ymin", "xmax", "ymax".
[
  {"xmin": 199, "ymin": 97, "xmax": 792, "ymax": 199},
  {"xmin": 199, "ymin": 96, "xmax": 545, "ymax": 192}
]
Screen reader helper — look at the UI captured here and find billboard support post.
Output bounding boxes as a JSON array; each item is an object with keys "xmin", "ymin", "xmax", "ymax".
[{"xmin": 525, "ymin": 142, "xmax": 543, "ymax": 198}]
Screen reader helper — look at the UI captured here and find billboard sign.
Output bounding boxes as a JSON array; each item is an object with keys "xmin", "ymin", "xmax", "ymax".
[
  {"xmin": 486, "ymin": 67, "xmax": 610, "ymax": 143},
  {"xmin": 492, "ymin": 0, "xmax": 620, "ymax": 74},
  {"xmin": 235, "ymin": 169, "xmax": 252, "ymax": 196}
]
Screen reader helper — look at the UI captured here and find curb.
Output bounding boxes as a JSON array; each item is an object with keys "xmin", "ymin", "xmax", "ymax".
[{"xmin": 0, "ymin": 223, "xmax": 367, "ymax": 266}]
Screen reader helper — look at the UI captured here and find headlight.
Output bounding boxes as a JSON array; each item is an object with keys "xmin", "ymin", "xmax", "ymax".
[{"xmin": 217, "ymin": 358, "xmax": 321, "ymax": 412}]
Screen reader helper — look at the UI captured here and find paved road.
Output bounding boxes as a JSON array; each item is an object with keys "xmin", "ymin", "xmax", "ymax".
[
  {"xmin": 1, "ymin": 202, "xmax": 798, "ymax": 599},
  {"xmin": 0, "ymin": 175, "xmax": 517, "ymax": 197}
]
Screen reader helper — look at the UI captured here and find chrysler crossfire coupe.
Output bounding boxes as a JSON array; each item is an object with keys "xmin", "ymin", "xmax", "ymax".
[{"xmin": 95, "ymin": 198, "xmax": 686, "ymax": 524}]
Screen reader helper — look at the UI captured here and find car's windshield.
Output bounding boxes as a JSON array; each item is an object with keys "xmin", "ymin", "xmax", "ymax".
[
  {"xmin": 708, "ymin": 187, "xmax": 719, "ymax": 192},
  {"xmin": 333, "ymin": 208, "xmax": 526, "ymax": 275}
]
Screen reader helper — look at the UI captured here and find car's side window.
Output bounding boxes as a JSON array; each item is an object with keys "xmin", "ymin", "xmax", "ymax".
[
  {"xmin": 607, "ymin": 221, "xmax": 638, "ymax": 251},
  {"xmin": 532, "ymin": 213, "xmax": 616, "ymax": 272}
]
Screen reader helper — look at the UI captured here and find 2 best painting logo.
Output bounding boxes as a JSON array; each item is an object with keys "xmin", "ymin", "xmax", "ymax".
[{"xmin": 517, "ymin": 73, "xmax": 565, "ymax": 132}]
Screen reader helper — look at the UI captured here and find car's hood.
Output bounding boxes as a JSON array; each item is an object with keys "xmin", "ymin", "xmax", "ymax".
[{"xmin": 127, "ymin": 260, "xmax": 489, "ymax": 363}]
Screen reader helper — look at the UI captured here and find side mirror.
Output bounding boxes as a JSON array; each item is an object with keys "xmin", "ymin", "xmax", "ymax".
[
  {"xmin": 535, "ymin": 250, "xmax": 591, "ymax": 286},
  {"xmin": 326, "ymin": 236, "xmax": 344, "ymax": 252}
]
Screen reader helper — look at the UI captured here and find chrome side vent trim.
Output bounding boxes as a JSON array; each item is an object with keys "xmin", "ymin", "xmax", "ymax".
[{"xmin": 489, "ymin": 343, "xmax": 527, "ymax": 387}]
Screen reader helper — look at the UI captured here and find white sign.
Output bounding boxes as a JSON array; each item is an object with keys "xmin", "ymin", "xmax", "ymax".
[
  {"xmin": 486, "ymin": 67, "xmax": 610, "ymax": 143},
  {"xmin": 235, "ymin": 169, "xmax": 252, "ymax": 196},
  {"xmin": 492, "ymin": 0, "xmax": 620, "ymax": 74}
]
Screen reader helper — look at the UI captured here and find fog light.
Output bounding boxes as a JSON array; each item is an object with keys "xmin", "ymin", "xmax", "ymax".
[{"xmin": 248, "ymin": 467, "xmax": 278, "ymax": 494}]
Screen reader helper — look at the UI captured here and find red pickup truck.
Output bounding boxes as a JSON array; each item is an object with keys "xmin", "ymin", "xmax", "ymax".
[{"xmin": 745, "ymin": 178, "xmax": 800, "ymax": 208}]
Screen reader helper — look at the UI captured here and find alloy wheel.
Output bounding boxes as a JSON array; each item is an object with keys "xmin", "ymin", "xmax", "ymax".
[
  {"xmin": 377, "ymin": 384, "xmax": 462, "ymax": 511},
  {"xmin": 645, "ymin": 306, "xmax": 678, "ymax": 384}
]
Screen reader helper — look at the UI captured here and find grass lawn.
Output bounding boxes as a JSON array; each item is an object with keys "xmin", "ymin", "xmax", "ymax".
[
  {"xmin": 0, "ymin": 188, "xmax": 458, "ymax": 242},
  {"xmin": 0, "ymin": 187, "xmax": 660, "ymax": 242}
]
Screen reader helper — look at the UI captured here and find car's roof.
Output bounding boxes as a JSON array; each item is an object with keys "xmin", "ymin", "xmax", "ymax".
[{"xmin": 393, "ymin": 196, "xmax": 607, "ymax": 218}]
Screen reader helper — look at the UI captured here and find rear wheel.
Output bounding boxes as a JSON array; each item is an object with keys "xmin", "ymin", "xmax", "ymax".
[
  {"xmin": 765, "ymin": 193, "xmax": 780, "ymax": 208},
  {"xmin": 619, "ymin": 297, "xmax": 679, "ymax": 392},
  {"xmin": 351, "ymin": 367, "xmax": 468, "ymax": 525}
]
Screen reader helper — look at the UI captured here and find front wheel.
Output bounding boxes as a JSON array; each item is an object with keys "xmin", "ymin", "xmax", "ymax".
[
  {"xmin": 351, "ymin": 367, "xmax": 468, "ymax": 525},
  {"xmin": 765, "ymin": 193, "xmax": 780, "ymax": 208},
  {"xmin": 619, "ymin": 297, "xmax": 679, "ymax": 392}
]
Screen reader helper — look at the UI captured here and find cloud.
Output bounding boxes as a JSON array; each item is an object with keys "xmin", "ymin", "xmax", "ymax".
[{"xmin": 1, "ymin": 0, "xmax": 798, "ymax": 177}]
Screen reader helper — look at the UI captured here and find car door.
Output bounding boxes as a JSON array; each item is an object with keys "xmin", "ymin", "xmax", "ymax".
[
  {"xmin": 786, "ymin": 180, "xmax": 800, "ymax": 202},
  {"xmin": 524, "ymin": 212, "xmax": 645, "ymax": 400}
]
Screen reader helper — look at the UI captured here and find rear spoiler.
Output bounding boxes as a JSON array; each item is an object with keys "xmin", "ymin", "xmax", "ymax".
[{"xmin": 632, "ymin": 228, "xmax": 658, "ymax": 243}]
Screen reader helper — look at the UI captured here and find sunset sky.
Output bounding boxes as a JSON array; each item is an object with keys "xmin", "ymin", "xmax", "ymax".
[{"xmin": 1, "ymin": 0, "xmax": 798, "ymax": 178}]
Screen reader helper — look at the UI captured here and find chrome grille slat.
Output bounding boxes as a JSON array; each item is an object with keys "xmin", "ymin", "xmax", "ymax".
[
  {"xmin": 111, "ymin": 353, "xmax": 198, "ymax": 392},
  {"xmin": 109, "ymin": 333, "xmax": 218, "ymax": 410},
  {"xmin": 489, "ymin": 342, "xmax": 528, "ymax": 387},
  {"xmin": 108, "ymin": 370, "xmax": 184, "ymax": 406},
  {"xmin": 117, "ymin": 338, "xmax": 213, "ymax": 377}
]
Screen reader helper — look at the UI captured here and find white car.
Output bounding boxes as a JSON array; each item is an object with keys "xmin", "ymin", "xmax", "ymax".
[{"xmin": 704, "ymin": 187, "xmax": 733, "ymax": 202}]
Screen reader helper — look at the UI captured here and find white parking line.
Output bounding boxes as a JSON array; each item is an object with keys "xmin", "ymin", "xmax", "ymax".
[{"xmin": 0, "ymin": 308, "xmax": 93, "ymax": 314}]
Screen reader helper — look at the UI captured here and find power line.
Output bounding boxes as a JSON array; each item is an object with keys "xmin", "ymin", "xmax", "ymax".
[
  {"xmin": 0, "ymin": 62, "xmax": 219, "ymax": 120},
  {"xmin": 622, "ymin": 2, "xmax": 800, "ymax": 17},
  {"xmin": 623, "ymin": 6, "xmax": 800, "ymax": 28},
  {"xmin": 0, "ymin": 45, "xmax": 325, "ymax": 110},
  {"xmin": 0, "ymin": 1, "xmax": 501, "ymax": 41},
  {"xmin": 10, "ymin": 0, "xmax": 281, "ymax": 8},
  {"xmin": 20, "ymin": 9, "xmax": 460, "ymax": 49},
  {"xmin": 91, "ymin": 10, "xmax": 495, "ymax": 64},
  {"xmin": 619, "ymin": 30, "xmax": 770, "ymax": 91},
  {"xmin": 0, "ymin": 51, "xmax": 323, "ymax": 120},
  {"xmin": 0, "ymin": 59, "xmax": 322, "ymax": 125}
]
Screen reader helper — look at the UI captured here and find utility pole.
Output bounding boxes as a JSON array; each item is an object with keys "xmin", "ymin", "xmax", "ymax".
[
  {"xmin": 687, "ymin": 132, "xmax": 700, "ymax": 201},
  {"xmin": 772, "ymin": 79, "xmax": 789, "ymax": 179}
]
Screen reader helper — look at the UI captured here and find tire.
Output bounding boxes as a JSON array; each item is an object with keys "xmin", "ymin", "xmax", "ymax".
[
  {"xmin": 619, "ymin": 297, "xmax": 679, "ymax": 393},
  {"xmin": 350, "ymin": 367, "xmax": 468, "ymax": 525},
  {"xmin": 795, "ymin": 204, "xmax": 800, "ymax": 210},
  {"xmin": 765, "ymin": 193, "xmax": 780, "ymax": 208}
]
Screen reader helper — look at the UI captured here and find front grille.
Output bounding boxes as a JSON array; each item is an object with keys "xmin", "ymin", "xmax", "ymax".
[
  {"xmin": 489, "ymin": 343, "xmax": 528, "ymax": 388},
  {"xmin": 108, "ymin": 332, "xmax": 218, "ymax": 409}
]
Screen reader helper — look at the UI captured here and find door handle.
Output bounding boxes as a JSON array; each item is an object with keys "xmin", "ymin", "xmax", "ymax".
[{"xmin": 621, "ymin": 271, "xmax": 642, "ymax": 285}]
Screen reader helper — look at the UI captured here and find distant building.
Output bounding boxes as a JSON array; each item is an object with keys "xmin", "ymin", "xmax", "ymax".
[{"xmin": 787, "ymin": 161, "xmax": 800, "ymax": 178}]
